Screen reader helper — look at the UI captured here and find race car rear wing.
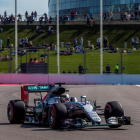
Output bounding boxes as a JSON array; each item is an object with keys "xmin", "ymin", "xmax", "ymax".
[{"xmin": 21, "ymin": 85, "xmax": 52, "ymax": 105}]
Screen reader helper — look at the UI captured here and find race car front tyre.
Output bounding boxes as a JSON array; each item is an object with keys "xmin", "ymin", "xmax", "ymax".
[
  {"xmin": 7, "ymin": 100, "xmax": 26, "ymax": 124},
  {"xmin": 48, "ymin": 103, "xmax": 67, "ymax": 129},
  {"xmin": 104, "ymin": 101, "xmax": 124, "ymax": 128}
]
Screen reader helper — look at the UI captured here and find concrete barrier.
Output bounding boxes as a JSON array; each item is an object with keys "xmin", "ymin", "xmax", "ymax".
[{"xmin": 0, "ymin": 74, "xmax": 140, "ymax": 85}]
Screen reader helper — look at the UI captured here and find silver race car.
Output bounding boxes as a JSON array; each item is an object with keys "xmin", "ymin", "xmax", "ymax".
[{"xmin": 7, "ymin": 83, "xmax": 131, "ymax": 129}]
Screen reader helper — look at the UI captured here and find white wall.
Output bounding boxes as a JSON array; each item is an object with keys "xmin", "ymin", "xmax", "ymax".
[{"xmin": 0, "ymin": 74, "xmax": 140, "ymax": 85}]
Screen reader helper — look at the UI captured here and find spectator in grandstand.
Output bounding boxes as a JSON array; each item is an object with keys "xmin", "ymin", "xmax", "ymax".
[
  {"xmin": 75, "ymin": 45, "xmax": 84, "ymax": 53},
  {"xmin": 39, "ymin": 16, "xmax": 43, "ymax": 25},
  {"xmin": 0, "ymin": 55, "xmax": 3, "ymax": 61},
  {"xmin": 42, "ymin": 43, "xmax": 47, "ymax": 48},
  {"xmin": 107, "ymin": 11, "xmax": 110, "ymax": 21},
  {"xmin": 62, "ymin": 15, "xmax": 67, "ymax": 24},
  {"xmin": 87, "ymin": 16, "xmax": 90, "ymax": 26},
  {"xmin": 19, "ymin": 43, "xmax": 23, "ymax": 48},
  {"xmin": 78, "ymin": 64, "xmax": 84, "ymax": 74},
  {"xmin": 79, "ymin": 37, "xmax": 83, "ymax": 48},
  {"xmin": 106, "ymin": 64, "xmax": 111, "ymax": 73},
  {"xmin": 44, "ymin": 13, "xmax": 48, "ymax": 26},
  {"xmin": 18, "ymin": 14, "xmax": 22, "ymax": 21},
  {"xmin": 130, "ymin": 13, "xmax": 134, "ymax": 20},
  {"xmin": 110, "ymin": 12, "xmax": 113, "ymax": 20},
  {"xmin": 89, "ymin": 12, "xmax": 93, "ymax": 19},
  {"xmin": 21, "ymin": 38, "xmax": 25, "ymax": 47},
  {"xmin": 36, "ymin": 44, "xmax": 40, "ymax": 47},
  {"xmin": 131, "ymin": 37, "xmax": 135, "ymax": 48},
  {"xmin": 49, "ymin": 16, "xmax": 52, "ymax": 24},
  {"xmin": 31, "ymin": 11, "xmax": 34, "ymax": 20},
  {"xmin": 50, "ymin": 44, "xmax": 56, "ymax": 50},
  {"xmin": 135, "ymin": 8, "xmax": 138, "ymax": 20},
  {"xmin": 70, "ymin": 47, "xmax": 74, "ymax": 53},
  {"xmin": 36, "ymin": 26, "xmax": 39, "ymax": 34},
  {"xmin": 97, "ymin": 37, "xmax": 100, "ymax": 46},
  {"xmin": 29, "ymin": 58, "xmax": 33, "ymax": 63},
  {"xmin": 95, "ymin": 43, "xmax": 100, "ymax": 50},
  {"xmin": 103, "ymin": 12, "xmax": 107, "ymax": 20},
  {"xmin": 50, "ymin": 42, "xmax": 53, "ymax": 48},
  {"xmin": 135, "ymin": 37, "xmax": 139, "ymax": 50},
  {"xmin": 103, "ymin": 37, "xmax": 108, "ymax": 48},
  {"xmin": 74, "ymin": 37, "xmax": 78, "ymax": 48},
  {"xmin": 25, "ymin": 11, "xmax": 28, "ymax": 20},
  {"xmin": 109, "ymin": 44, "xmax": 114, "ymax": 50},
  {"xmin": 34, "ymin": 11, "xmax": 37, "ymax": 20},
  {"xmin": 90, "ymin": 43, "xmax": 94, "ymax": 49},
  {"xmin": 126, "ymin": 13, "xmax": 131, "ymax": 20},
  {"xmin": 120, "ymin": 12, "xmax": 124, "ymax": 20},
  {"xmin": 84, "ymin": 12, "xmax": 87, "ymax": 21},
  {"xmin": 7, "ymin": 37, "xmax": 10, "ymax": 48},
  {"xmin": 48, "ymin": 26, "xmax": 54, "ymax": 35},
  {"xmin": 25, "ymin": 37, "xmax": 28, "ymax": 46},
  {"xmin": 0, "ymin": 28, "xmax": 3, "ymax": 34},
  {"xmin": 36, "ymin": 26, "xmax": 43, "ymax": 35},
  {"xmin": 138, "ymin": 9, "xmax": 140, "ymax": 21},
  {"xmin": 4, "ymin": 11, "xmax": 7, "ymax": 18},
  {"xmin": 71, "ymin": 11, "xmax": 75, "ymax": 20},
  {"xmin": 33, "ymin": 58, "xmax": 38, "ymax": 63},
  {"xmin": 90, "ymin": 18, "xmax": 94, "ymax": 26},
  {"xmin": 4, "ymin": 54, "xmax": 9, "ymax": 60},
  {"xmin": 109, "ymin": 46, "xmax": 118, "ymax": 53},
  {"xmin": 115, "ymin": 64, "xmax": 119, "ymax": 74},
  {"xmin": 75, "ymin": 11, "xmax": 78, "ymax": 20},
  {"xmin": 9, "ymin": 44, "xmax": 13, "ymax": 49},
  {"xmin": 40, "ymin": 58, "xmax": 45, "ymax": 63}
]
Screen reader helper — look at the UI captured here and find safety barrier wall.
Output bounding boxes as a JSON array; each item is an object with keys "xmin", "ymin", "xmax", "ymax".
[{"xmin": 0, "ymin": 74, "xmax": 140, "ymax": 85}]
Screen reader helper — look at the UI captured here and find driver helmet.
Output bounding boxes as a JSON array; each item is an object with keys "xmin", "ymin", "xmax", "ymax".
[{"xmin": 61, "ymin": 94, "xmax": 70, "ymax": 102}]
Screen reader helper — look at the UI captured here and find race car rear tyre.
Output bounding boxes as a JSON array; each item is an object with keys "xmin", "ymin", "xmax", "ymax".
[
  {"xmin": 48, "ymin": 103, "xmax": 67, "ymax": 129},
  {"xmin": 104, "ymin": 101, "xmax": 124, "ymax": 128},
  {"xmin": 7, "ymin": 100, "xmax": 26, "ymax": 124}
]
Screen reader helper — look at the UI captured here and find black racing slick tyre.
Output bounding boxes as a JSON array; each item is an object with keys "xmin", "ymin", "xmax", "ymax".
[
  {"xmin": 48, "ymin": 103, "xmax": 67, "ymax": 129},
  {"xmin": 7, "ymin": 100, "xmax": 26, "ymax": 124},
  {"xmin": 104, "ymin": 101, "xmax": 124, "ymax": 128}
]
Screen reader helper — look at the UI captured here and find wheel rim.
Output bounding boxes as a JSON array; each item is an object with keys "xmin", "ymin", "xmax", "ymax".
[
  {"xmin": 49, "ymin": 109, "xmax": 55, "ymax": 125},
  {"xmin": 8, "ymin": 106, "xmax": 12, "ymax": 120},
  {"xmin": 105, "ymin": 106, "xmax": 112, "ymax": 120}
]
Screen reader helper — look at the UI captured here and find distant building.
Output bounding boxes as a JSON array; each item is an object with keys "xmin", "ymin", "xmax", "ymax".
[{"xmin": 48, "ymin": 0, "xmax": 140, "ymax": 20}]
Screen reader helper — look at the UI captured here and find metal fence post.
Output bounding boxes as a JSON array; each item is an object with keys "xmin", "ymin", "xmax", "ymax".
[
  {"xmin": 9, "ymin": 48, "xmax": 12, "ymax": 73},
  {"xmin": 120, "ymin": 50, "xmax": 123, "ymax": 74},
  {"xmin": 84, "ymin": 51, "xmax": 86, "ymax": 74},
  {"xmin": 47, "ymin": 50, "xmax": 49, "ymax": 74}
]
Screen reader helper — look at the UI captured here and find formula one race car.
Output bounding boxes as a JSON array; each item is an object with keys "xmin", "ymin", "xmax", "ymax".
[{"xmin": 7, "ymin": 83, "xmax": 131, "ymax": 129}]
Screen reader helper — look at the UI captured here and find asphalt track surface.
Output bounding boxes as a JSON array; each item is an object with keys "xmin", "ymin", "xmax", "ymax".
[{"xmin": 0, "ymin": 85, "xmax": 140, "ymax": 140}]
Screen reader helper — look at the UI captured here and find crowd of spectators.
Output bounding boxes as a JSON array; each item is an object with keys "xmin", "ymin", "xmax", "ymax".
[
  {"xmin": 0, "ymin": 54, "xmax": 9, "ymax": 61},
  {"xmin": 2, "ymin": 9, "xmax": 140, "ymax": 25},
  {"xmin": 120, "ymin": 8, "xmax": 140, "ymax": 21},
  {"xmin": 103, "ymin": 11, "xmax": 113, "ymax": 21},
  {"xmin": 29, "ymin": 57, "xmax": 45, "ymax": 63}
]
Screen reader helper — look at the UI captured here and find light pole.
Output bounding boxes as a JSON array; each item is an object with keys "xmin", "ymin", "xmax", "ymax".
[
  {"xmin": 15, "ymin": 0, "xmax": 18, "ymax": 73},
  {"xmin": 100, "ymin": 0, "xmax": 103, "ymax": 74},
  {"xmin": 56, "ymin": 0, "xmax": 60, "ymax": 74}
]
